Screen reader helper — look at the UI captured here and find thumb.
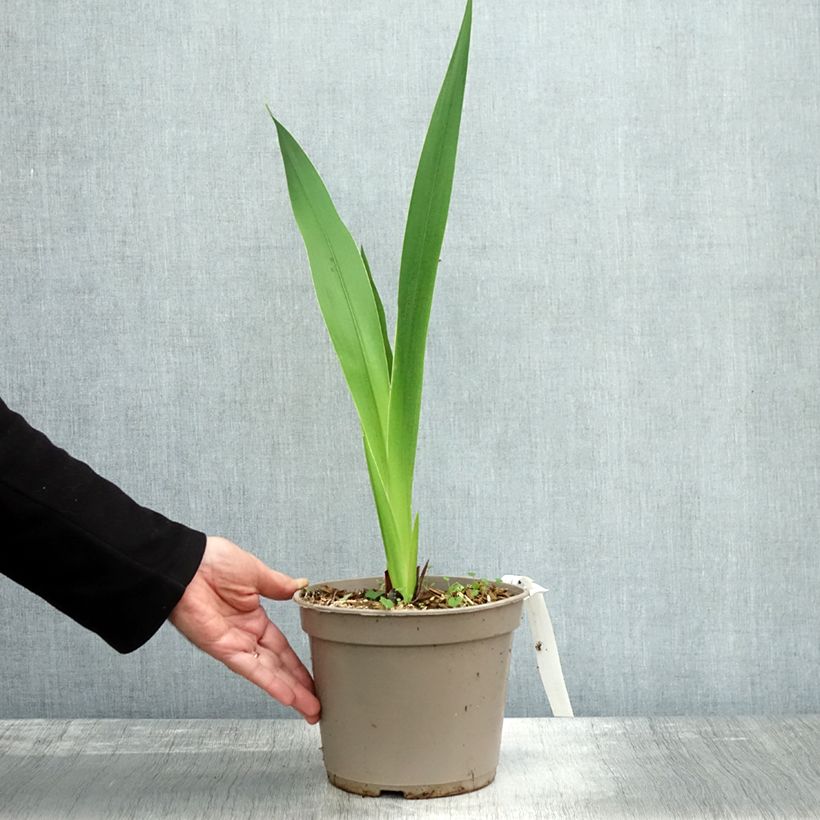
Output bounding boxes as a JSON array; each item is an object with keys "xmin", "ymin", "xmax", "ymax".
[{"xmin": 254, "ymin": 559, "xmax": 309, "ymax": 600}]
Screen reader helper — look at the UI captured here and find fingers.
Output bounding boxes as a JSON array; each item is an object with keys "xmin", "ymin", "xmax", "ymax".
[
  {"xmin": 255, "ymin": 649, "xmax": 314, "ymax": 703},
  {"xmin": 225, "ymin": 650, "xmax": 321, "ymax": 723},
  {"xmin": 219, "ymin": 621, "xmax": 319, "ymax": 721},
  {"xmin": 258, "ymin": 620, "xmax": 316, "ymax": 691},
  {"xmin": 254, "ymin": 558, "xmax": 309, "ymax": 601},
  {"xmin": 206, "ymin": 536, "xmax": 309, "ymax": 602}
]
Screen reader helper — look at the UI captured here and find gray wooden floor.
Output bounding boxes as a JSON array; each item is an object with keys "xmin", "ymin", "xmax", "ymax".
[{"xmin": 0, "ymin": 717, "xmax": 818, "ymax": 818}]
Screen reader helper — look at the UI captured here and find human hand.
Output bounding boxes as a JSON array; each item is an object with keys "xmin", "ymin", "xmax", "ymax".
[{"xmin": 169, "ymin": 535, "xmax": 321, "ymax": 723}]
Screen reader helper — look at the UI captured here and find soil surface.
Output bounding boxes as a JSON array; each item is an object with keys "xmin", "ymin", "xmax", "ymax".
[{"xmin": 301, "ymin": 579, "xmax": 515, "ymax": 610}]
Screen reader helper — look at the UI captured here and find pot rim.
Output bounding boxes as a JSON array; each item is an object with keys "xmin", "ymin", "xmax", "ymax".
[{"xmin": 293, "ymin": 575, "xmax": 526, "ymax": 617}]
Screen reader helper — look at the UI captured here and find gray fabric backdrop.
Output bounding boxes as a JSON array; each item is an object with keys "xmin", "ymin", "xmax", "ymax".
[{"xmin": 1, "ymin": 0, "xmax": 818, "ymax": 719}]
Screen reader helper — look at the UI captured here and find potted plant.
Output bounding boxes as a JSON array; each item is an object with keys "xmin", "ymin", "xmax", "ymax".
[{"xmin": 270, "ymin": 1, "xmax": 527, "ymax": 797}]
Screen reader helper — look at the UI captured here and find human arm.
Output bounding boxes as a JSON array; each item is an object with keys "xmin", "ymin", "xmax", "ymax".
[
  {"xmin": 0, "ymin": 397, "xmax": 320, "ymax": 721},
  {"xmin": 0, "ymin": 396, "xmax": 206, "ymax": 652}
]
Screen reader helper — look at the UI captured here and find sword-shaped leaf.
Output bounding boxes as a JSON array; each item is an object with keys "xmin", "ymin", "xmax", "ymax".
[
  {"xmin": 363, "ymin": 430, "xmax": 401, "ymax": 577},
  {"xmin": 360, "ymin": 245, "xmax": 393, "ymax": 378},
  {"xmin": 388, "ymin": 0, "xmax": 472, "ymax": 520},
  {"xmin": 271, "ymin": 112, "xmax": 391, "ymax": 468}
]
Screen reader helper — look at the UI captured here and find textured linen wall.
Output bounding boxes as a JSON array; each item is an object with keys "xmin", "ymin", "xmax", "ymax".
[{"xmin": 1, "ymin": 0, "xmax": 818, "ymax": 718}]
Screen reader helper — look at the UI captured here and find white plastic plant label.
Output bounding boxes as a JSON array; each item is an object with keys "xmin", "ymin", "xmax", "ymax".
[{"xmin": 502, "ymin": 575, "xmax": 574, "ymax": 718}]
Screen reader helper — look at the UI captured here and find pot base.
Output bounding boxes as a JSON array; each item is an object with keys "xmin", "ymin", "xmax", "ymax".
[{"xmin": 328, "ymin": 770, "xmax": 496, "ymax": 799}]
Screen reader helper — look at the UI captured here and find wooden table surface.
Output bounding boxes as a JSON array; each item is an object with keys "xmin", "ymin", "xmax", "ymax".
[{"xmin": 0, "ymin": 717, "xmax": 817, "ymax": 818}]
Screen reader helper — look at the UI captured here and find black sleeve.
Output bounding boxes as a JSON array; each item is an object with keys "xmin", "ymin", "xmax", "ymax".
[{"xmin": 0, "ymin": 397, "xmax": 207, "ymax": 653}]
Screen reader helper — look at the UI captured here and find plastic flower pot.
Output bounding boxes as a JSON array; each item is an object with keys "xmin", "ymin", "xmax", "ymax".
[{"xmin": 295, "ymin": 576, "xmax": 526, "ymax": 798}]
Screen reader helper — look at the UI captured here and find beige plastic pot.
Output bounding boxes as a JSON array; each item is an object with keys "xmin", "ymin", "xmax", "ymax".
[{"xmin": 295, "ymin": 575, "xmax": 526, "ymax": 798}]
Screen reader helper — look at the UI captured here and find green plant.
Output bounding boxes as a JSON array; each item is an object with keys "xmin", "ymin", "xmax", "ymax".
[{"xmin": 270, "ymin": 2, "xmax": 472, "ymax": 603}]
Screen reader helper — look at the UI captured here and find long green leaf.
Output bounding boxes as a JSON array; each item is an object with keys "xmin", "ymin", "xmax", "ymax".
[
  {"xmin": 362, "ymin": 430, "xmax": 401, "ymax": 574},
  {"xmin": 360, "ymin": 245, "xmax": 393, "ymax": 377},
  {"xmin": 388, "ymin": 0, "xmax": 472, "ymax": 525},
  {"xmin": 271, "ymin": 113, "xmax": 391, "ymax": 468}
]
